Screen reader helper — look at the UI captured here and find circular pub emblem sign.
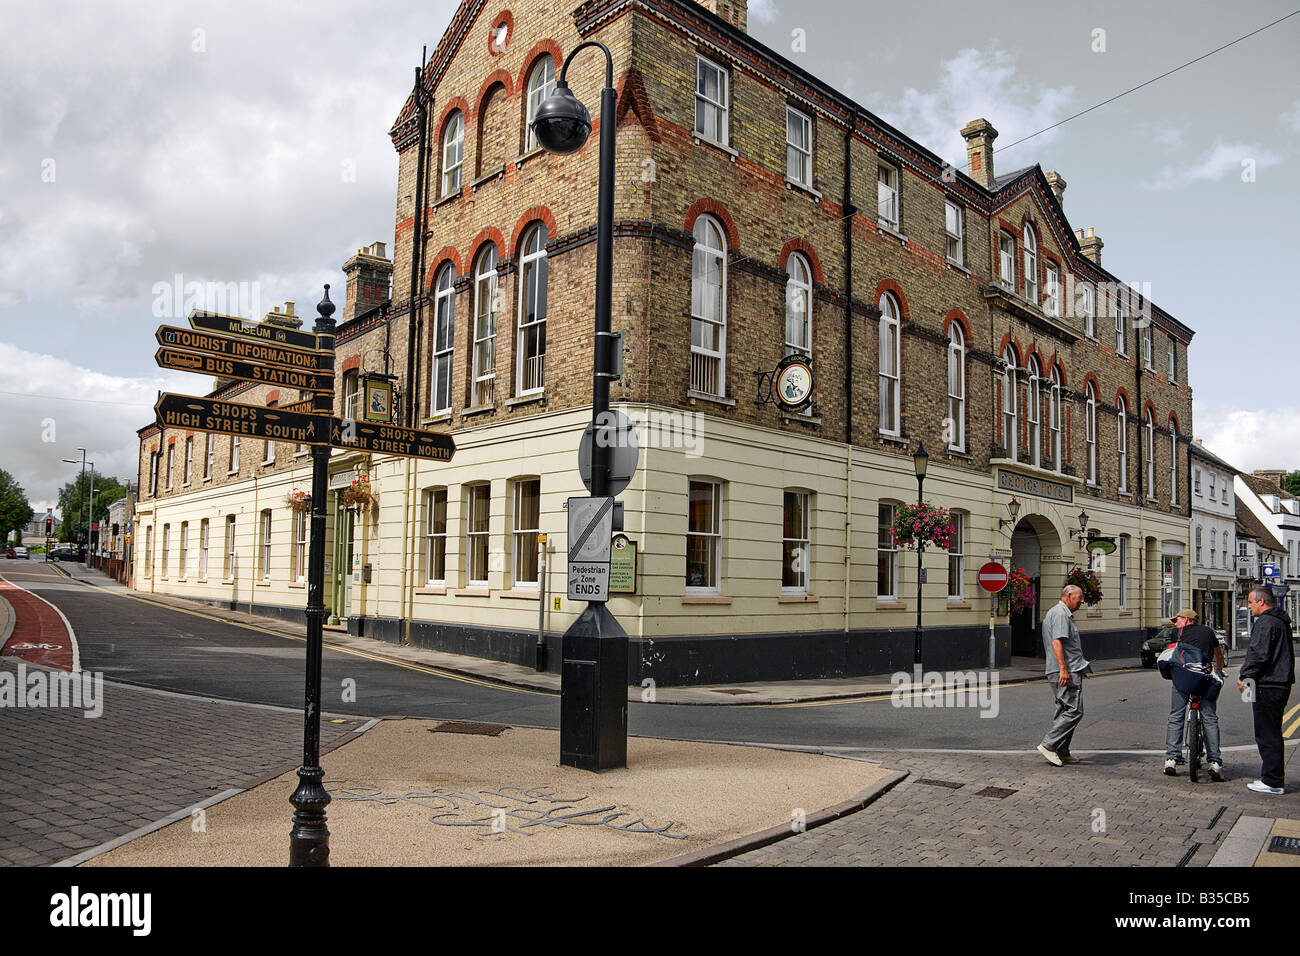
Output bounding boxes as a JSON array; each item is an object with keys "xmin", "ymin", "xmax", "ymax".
[{"xmin": 774, "ymin": 355, "xmax": 814, "ymax": 412}]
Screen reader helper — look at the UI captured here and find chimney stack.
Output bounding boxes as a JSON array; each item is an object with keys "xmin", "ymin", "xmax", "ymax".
[
  {"xmin": 960, "ymin": 118, "xmax": 998, "ymax": 190},
  {"xmin": 342, "ymin": 241, "xmax": 394, "ymax": 324},
  {"xmin": 1254, "ymin": 469, "xmax": 1288, "ymax": 492},
  {"xmin": 1075, "ymin": 227, "xmax": 1103, "ymax": 266},
  {"xmin": 695, "ymin": 0, "xmax": 748, "ymax": 32},
  {"xmin": 1045, "ymin": 171, "xmax": 1067, "ymax": 208}
]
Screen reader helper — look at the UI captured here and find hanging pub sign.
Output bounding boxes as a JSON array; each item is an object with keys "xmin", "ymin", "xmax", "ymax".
[
  {"xmin": 362, "ymin": 376, "xmax": 395, "ymax": 423},
  {"xmin": 754, "ymin": 354, "xmax": 814, "ymax": 413}
]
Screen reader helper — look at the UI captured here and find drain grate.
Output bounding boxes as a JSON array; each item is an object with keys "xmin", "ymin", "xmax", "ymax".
[
  {"xmin": 713, "ymin": 688, "xmax": 758, "ymax": 695},
  {"xmin": 916, "ymin": 778, "xmax": 965, "ymax": 789},
  {"xmin": 1267, "ymin": 836, "xmax": 1300, "ymax": 856},
  {"xmin": 975, "ymin": 786, "xmax": 1018, "ymax": 799},
  {"xmin": 429, "ymin": 721, "xmax": 510, "ymax": 736}
]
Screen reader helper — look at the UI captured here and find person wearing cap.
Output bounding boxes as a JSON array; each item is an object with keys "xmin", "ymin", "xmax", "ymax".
[{"xmin": 1163, "ymin": 609, "xmax": 1225, "ymax": 780}]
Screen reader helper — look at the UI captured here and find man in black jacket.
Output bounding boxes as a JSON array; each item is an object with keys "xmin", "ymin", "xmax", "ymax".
[{"xmin": 1237, "ymin": 588, "xmax": 1295, "ymax": 794}]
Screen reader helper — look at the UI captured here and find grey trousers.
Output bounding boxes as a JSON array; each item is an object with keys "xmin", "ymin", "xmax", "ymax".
[{"xmin": 1041, "ymin": 672, "xmax": 1084, "ymax": 754}]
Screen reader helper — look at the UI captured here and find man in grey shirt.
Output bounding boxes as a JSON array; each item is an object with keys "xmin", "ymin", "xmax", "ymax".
[{"xmin": 1037, "ymin": 584, "xmax": 1091, "ymax": 766}]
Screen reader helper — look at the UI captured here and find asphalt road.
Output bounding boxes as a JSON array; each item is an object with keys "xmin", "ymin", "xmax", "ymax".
[{"xmin": 1, "ymin": 559, "xmax": 1273, "ymax": 759}]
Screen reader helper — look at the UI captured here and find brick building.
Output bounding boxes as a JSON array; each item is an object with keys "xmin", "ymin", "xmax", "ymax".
[{"xmin": 133, "ymin": 0, "xmax": 1196, "ymax": 683}]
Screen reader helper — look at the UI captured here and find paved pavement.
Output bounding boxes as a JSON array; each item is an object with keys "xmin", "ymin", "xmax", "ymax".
[{"xmin": 718, "ymin": 747, "xmax": 1300, "ymax": 867}]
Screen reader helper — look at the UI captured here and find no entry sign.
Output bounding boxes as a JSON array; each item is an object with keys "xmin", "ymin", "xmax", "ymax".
[{"xmin": 978, "ymin": 562, "xmax": 1009, "ymax": 593}]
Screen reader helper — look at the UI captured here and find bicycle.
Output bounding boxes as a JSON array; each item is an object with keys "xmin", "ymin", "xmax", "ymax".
[{"xmin": 1184, "ymin": 692, "xmax": 1205, "ymax": 783}]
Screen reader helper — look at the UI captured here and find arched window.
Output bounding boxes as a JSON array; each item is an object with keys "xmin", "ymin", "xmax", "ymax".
[
  {"xmin": 1085, "ymin": 383, "xmax": 1098, "ymax": 485},
  {"xmin": 1145, "ymin": 409, "xmax": 1156, "ymax": 499},
  {"xmin": 878, "ymin": 292, "xmax": 900, "ymax": 436},
  {"xmin": 1002, "ymin": 346, "xmax": 1019, "ymax": 459},
  {"xmin": 1169, "ymin": 420, "xmax": 1179, "ymax": 505},
  {"xmin": 1023, "ymin": 224, "xmax": 1038, "ymax": 304},
  {"xmin": 472, "ymin": 245, "xmax": 499, "ymax": 407},
  {"xmin": 947, "ymin": 323, "xmax": 965, "ymax": 452},
  {"xmin": 1026, "ymin": 355, "xmax": 1042, "ymax": 468},
  {"xmin": 441, "ymin": 111, "xmax": 464, "ymax": 196},
  {"xmin": 431, "ymin": 264, "xmax": 455, "ymax": 415},
  {"xmin": 785, "ymin": 253, "xmax": 812, "ymax": 359},
  {"xmin": 524, "ymin": 56, "xmax": 556, "ymax": 153},
  {"xmin": 1117, "ymin": 396, "xmax": 1129, "ymax": 493},
  {"xmin": 516, "ymin": 223, "xmax": 548, "ymax": 394},
  {"xmin": 690, "ymin": 215, "xmax": 727, "ymax": 396},
  {"xmin": 1048, "ymin": 366, "xmax": 1063, "ymax": 471}
]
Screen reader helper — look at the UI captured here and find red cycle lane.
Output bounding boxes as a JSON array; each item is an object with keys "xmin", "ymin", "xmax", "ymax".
[{"xmin": 0, "ymin": 575, "xmax": 76, "ymax": 671}]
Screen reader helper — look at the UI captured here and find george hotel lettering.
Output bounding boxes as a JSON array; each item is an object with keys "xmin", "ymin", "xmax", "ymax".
[{"xmin": 996, "ymin": 470, "xmax": 1074, "ymax": 503}]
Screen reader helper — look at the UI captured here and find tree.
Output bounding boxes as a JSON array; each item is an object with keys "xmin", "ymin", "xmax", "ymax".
[
  {"xmin": 0, "ymin": 470, "xmax": 35, "ymax": 544},
  {"xmin": 1286, "ymin": 471, "xmax": 1300, "ymax": 498},
  {"xmin": 55, "ymin": 473, "xmax": 128, "ymax": 544}
]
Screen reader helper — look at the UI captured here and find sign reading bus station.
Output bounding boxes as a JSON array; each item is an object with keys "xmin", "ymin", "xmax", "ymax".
[
  {"xmin": 155, "ymin": 348, "xmax": 333, "ymax": 392},
  {"xmin": 156, "ymin": 325, "xmax": 331, "ymax": 373}
]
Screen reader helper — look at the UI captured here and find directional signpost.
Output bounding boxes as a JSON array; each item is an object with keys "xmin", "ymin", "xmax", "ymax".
[
  {"xmin": 330, "ymin": 419, "xmax": 455, "ymax": 462},
  {"xmin": 156, "ymin": 325, "xmax": 331, "ymax": 373},
  {"xmin": 156, "ymin": 348, "xmax": 333, "ymax": 392},
  {"xmin": 155, "ymin": 394, "xmax": 329, "ymax": 445},
  {"xmin": 189, "ymin": 310, "xmax": 324, "ymax": 351}
]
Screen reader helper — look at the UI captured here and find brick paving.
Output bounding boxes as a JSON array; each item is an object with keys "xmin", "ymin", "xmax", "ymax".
[
  {"xmin": 720, "ymin": 749, "xmax": 1299, "ymax": 867},
  {"xmin": 0, "ymin": 657, "xmax": 361, "ymax": 866}
]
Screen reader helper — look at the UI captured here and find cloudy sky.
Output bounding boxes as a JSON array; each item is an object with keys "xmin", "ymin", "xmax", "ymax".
[{"xmin": 1, "ymin": 0, "xmax": 1297, "ymax": 512}]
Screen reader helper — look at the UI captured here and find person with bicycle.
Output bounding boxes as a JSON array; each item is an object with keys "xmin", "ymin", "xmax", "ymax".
[{"xmin": 1163, "ymin": 609, "xmax": 1225, "ymax": 780}]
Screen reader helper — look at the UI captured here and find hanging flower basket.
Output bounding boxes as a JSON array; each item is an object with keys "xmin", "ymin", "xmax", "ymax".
[
  {"xmin": 888, "ymin": 501, "xmax": 958, "ymax": 551},
  {"xmin": 1067, "ymin": 566, "xmax": 1103, "ymax": 606},
  {"xmin": 286, "ymin": 488, "xmax": 311, "ymax": 514},
  {"xmin": 1006, "ymin": 568, "xmax": 1037, "ymax": 615},
  {"xmin": 340, "ymin": 474, "xmax": 374, "ymax": 510}
]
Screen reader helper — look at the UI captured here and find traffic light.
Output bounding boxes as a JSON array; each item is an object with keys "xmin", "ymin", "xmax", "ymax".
[{"xmin": 44, "ymin": 516, "xmax": 53, "ymax": 536}]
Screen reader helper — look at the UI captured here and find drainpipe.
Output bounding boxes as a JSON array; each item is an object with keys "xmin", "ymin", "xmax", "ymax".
[
  {"xmin": 405, "ymin": 58, "xmax": 429, "ymax": 428},
  {"xmin": 842, "ymin": 115, "xmax": 856, "ymax": 636}
]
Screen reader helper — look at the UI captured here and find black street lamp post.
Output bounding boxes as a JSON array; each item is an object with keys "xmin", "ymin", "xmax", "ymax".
[
  {"xmin": 531, "ymin": 41, "xmax": 628, "ymax": 771},
  {"xmin": 913, "ymin": 443, "xmax": 928, "ymax": 667},
  {"xmin": 288, "ymin": 285, "xmax": 336, "ymax": 866}
]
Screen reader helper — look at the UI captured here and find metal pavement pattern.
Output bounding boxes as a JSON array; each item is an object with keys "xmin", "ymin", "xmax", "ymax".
[
  {"xmin": 717, "ymin": 749, "xmax": 1295, "ymax": 867},
  {"xmin": 0, "ymin": 658, "xmax": 359, "ymax": 867}
]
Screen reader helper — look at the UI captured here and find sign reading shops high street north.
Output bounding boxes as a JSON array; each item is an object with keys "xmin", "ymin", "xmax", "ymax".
[
  {"xmin": 189, "ymin": 310, "xmax": 326, "ymax": 351},
  {"xmin": 155, "ymin": 393, "xmax": 329, "ymax": 445},
  {"xmin": 155, "ymin": 348, "xmax": 334, "ymax": 393},
  {"xmin": 156, "ymin": 325, "xmax": 331, "ymax": 373},
  {"xmin": 328, "ymin": 419, "xmax": 455, "ymax": 462},
  {"xmin": 996, "ymin": 469, "xmax": 1074, "ymax": 504}
]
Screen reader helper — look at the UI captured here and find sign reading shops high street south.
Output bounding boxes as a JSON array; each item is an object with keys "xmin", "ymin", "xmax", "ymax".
[
  {"xmin": 155, "ymin": 348, "xmax": 334, "ymax": 393},
  {"xmin": 189, "ymin": 310, "xmax": 326, "ymax": 352},
  {"xmin": 156, "ymin": 325, "xmax": 331, "ymax": 373},
  {"xmin": 996, "ymin": 469, "xmax": 1074, "ymax": 504},
  {"xmin": 155, "ymin": 393, "xmax": 329, "ymax": 445}
]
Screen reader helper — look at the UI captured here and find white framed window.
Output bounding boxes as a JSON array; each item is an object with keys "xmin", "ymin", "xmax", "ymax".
[
  {"xmin": 259, "ymin": 509, "xmax": 272, "ymax": 581},
  {"xmin": 524, "ymin": 56, "xmax": 556, "ymax": 153},
  {"xmin": 1196, "ymin": 525, "xmax": 1203, "ymax": 564},
  {"xmin": 1118, "ymin": 535, "xmax": 1129, "ymax": 610},
  {"xmin": 998, "ymin": 233, "xmax": 1015, "ymax": 288},
  {"xmin": 878, "ymin": 292, "xmax": 901, "ymax": 436},
  {"xmin": 516, "ymin": 223, "xmax": 548, "ymax": 395},
  {"xmin": 690, "ymin": 214, "xmax": 727, "ymax": 396},
  {"xmin": 262, "ymin": 411, "xmax": 276, "ymax": 464},
  {"xmin": 166, "ymin": 444, "xmax": 174, "ymax": 490},
  {"xmin": 1143, "ymin": 322, "xmax": 1154, "ymax": 369},
  {"xmin": 944, "ymin": 201, "xmax": 963, "ymax": 264},
  {"xmin": 694, "ymin": 55, "xmax": 729, "ymax": 146},
  {"xmin": 149, "ymin": 451, "xmax": 159, "ymax": 496},
  {"xmin": 472, "ymin": 246, "xmax": 499, "ymax": 407},
  {"xmin": 424, "ymin": 488, "xmax": 447, "ymax": 585},
  {"xmin": 1145, "ymin": 410, "xmax": 1156, "ymax": 499},
  {"xmin": 204, "ymin": 433, "xmax": 213, "ymax": 479},
  {"xmin": 1026, "ymin": 356, "xmax": 1042, "ymax": 468},
  {"xmin": 1169, "ymin": 423, "xmax": 1178, "ymax": 505},
  {"xmin": 1044, "ymin": 263, "xmax": 1060, "ymax": 316},
  {"xmin": 782, "ymin": 490, "xmax": 810, "ymax": 594},
  {"xmin": 1117, "ymin": 396, "xmax": 1129, "ymax": 493},
  {"xmin": 292, "ymin": 511, "xmax": 306, "ymax": 582},
  {"xmin": 343, "ymin": 370, "xmax": 360, "ymax": 421},
  {"xmin": 431, "ymin": 264, "xmax": 455, "ymax": 415},
  {"xmin": 512, "ymin": 479, "xmax": 540, "ymax": 587},
  {"xmin": 466, "ymin": 484, "xmax": 490, "ymax": 586},
  {"xmin": 947, "ymin": 511, "xmax": 965, "ymax": 601},
  {"xmin": 1023, "ymin": 225, "xmax": 1038, "ymax": 304},
  {"xmin": 1115, "ymin": 296, "xmax": 1127, "ymax": 356},
  {"xmin": 1082, "ymin": 283, "xmax": 1095, "ymax": 337},
  {"xmin": 877, "ymin": 164, "xmax": 899, "ymax": 231},
  {"xmin": 1209, "ymin": 472, "xmax": 1216, "ymax": 498},
  {"xmin": 1168, "ymin": 339, "xmax": 1177, "ymax": 382},
  {"xmin": 1210, "ymin": 529, "xmax": 1217, "ymax": 568},
  {"xmin": 1161, "ymin": 556, "xmax": 1182, "ymax": 620},
  {"xmin": 1224, "ymin": 484, "xmax": 1231, "ymax": 506},
  {"xmin": 877, "ymin": 503, "xmax": 898, "ymax": 600},
  {"xmin": 785, "ymin": 252, "xmax": 812, "ymax": 359},
  {"xmin": 785, "ymin": 107, "xmax": 812, "ymax": 187},
  {"xmin": 224, "ymin": 515, "xmax": 236, "ymax": 580},
  {"xmin": 184, "ymin": 438, "xmax": 193, "ymax": 484},
  {"xmin": 1002, "ymin": 347, "xmax": 1019, "ymax": 459},
  {"xmin": 441, "ymin": 111, "xmax": 464, "ymax": 196},
  {"xmin": 1085, "ymin": 384, "xmax": 1098, "ymax": 485},
  {"xmin": 686, "ymin": 479, "xmax": 721, "ymax": 593},
  {"xmin": 230, "ymin": 435, "xmax": 240, "ymax": 472},
  {"xmin": 1048, "ymin": 367, "xmax": 1063, "ymax": 471},
  {"xmin": 161, "ymin": 524, "xmax": 170, "ymax": 576},
  {"xmin": 144, "ymin": 526, "xmax": 153, "ymax": 576},
  {"xmin": 179, "ymin": 522, "xmax": 188, "ymax": 579},
  {"xmin": 947, "ymin": 323, "xmax": 965, "ymax": 452},
  {"xmin": 199, "ymin": 518, "xmax": 209, "ymax": 579},
  {"xmin": 1194, "ymin": 468, "xmax": 1202, "ymax": 494}
]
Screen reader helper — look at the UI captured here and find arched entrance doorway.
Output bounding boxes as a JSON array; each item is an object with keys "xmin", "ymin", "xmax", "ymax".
[{"xmin": 1009, "ymin": 513, "xmax": 1065, "ymax": 657}]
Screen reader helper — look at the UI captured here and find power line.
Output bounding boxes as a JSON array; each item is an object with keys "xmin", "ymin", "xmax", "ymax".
[{"xmin": 0, "ymin": 390, "xmax": 155, "ymax": 408}]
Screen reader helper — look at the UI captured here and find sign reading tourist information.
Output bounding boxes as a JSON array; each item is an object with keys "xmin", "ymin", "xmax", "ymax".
[
  {"xmin": 978, "ymin": 562, "xmax": 1009, "ymax": 593},
  {"xmin": 567, "ymin": 497, "xmax": 614, "ymax": 602},
  {"xmin": 155, "ymin": 394, "xmax": 328, "ymax": 445},
  {"xmin": 155, "ymin": 348, "xmax": 333, "ymax": 392},
  {"xmin": 189, "ymin": 310, "xmax": 324, "ymax": 352},
  {"xmin": 328, "ymin": 419, "xmax": 455, "ymax": 462},
  {"xmin": 156, "ymin": 326, "xmax": 331, "ymax": 373}
]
